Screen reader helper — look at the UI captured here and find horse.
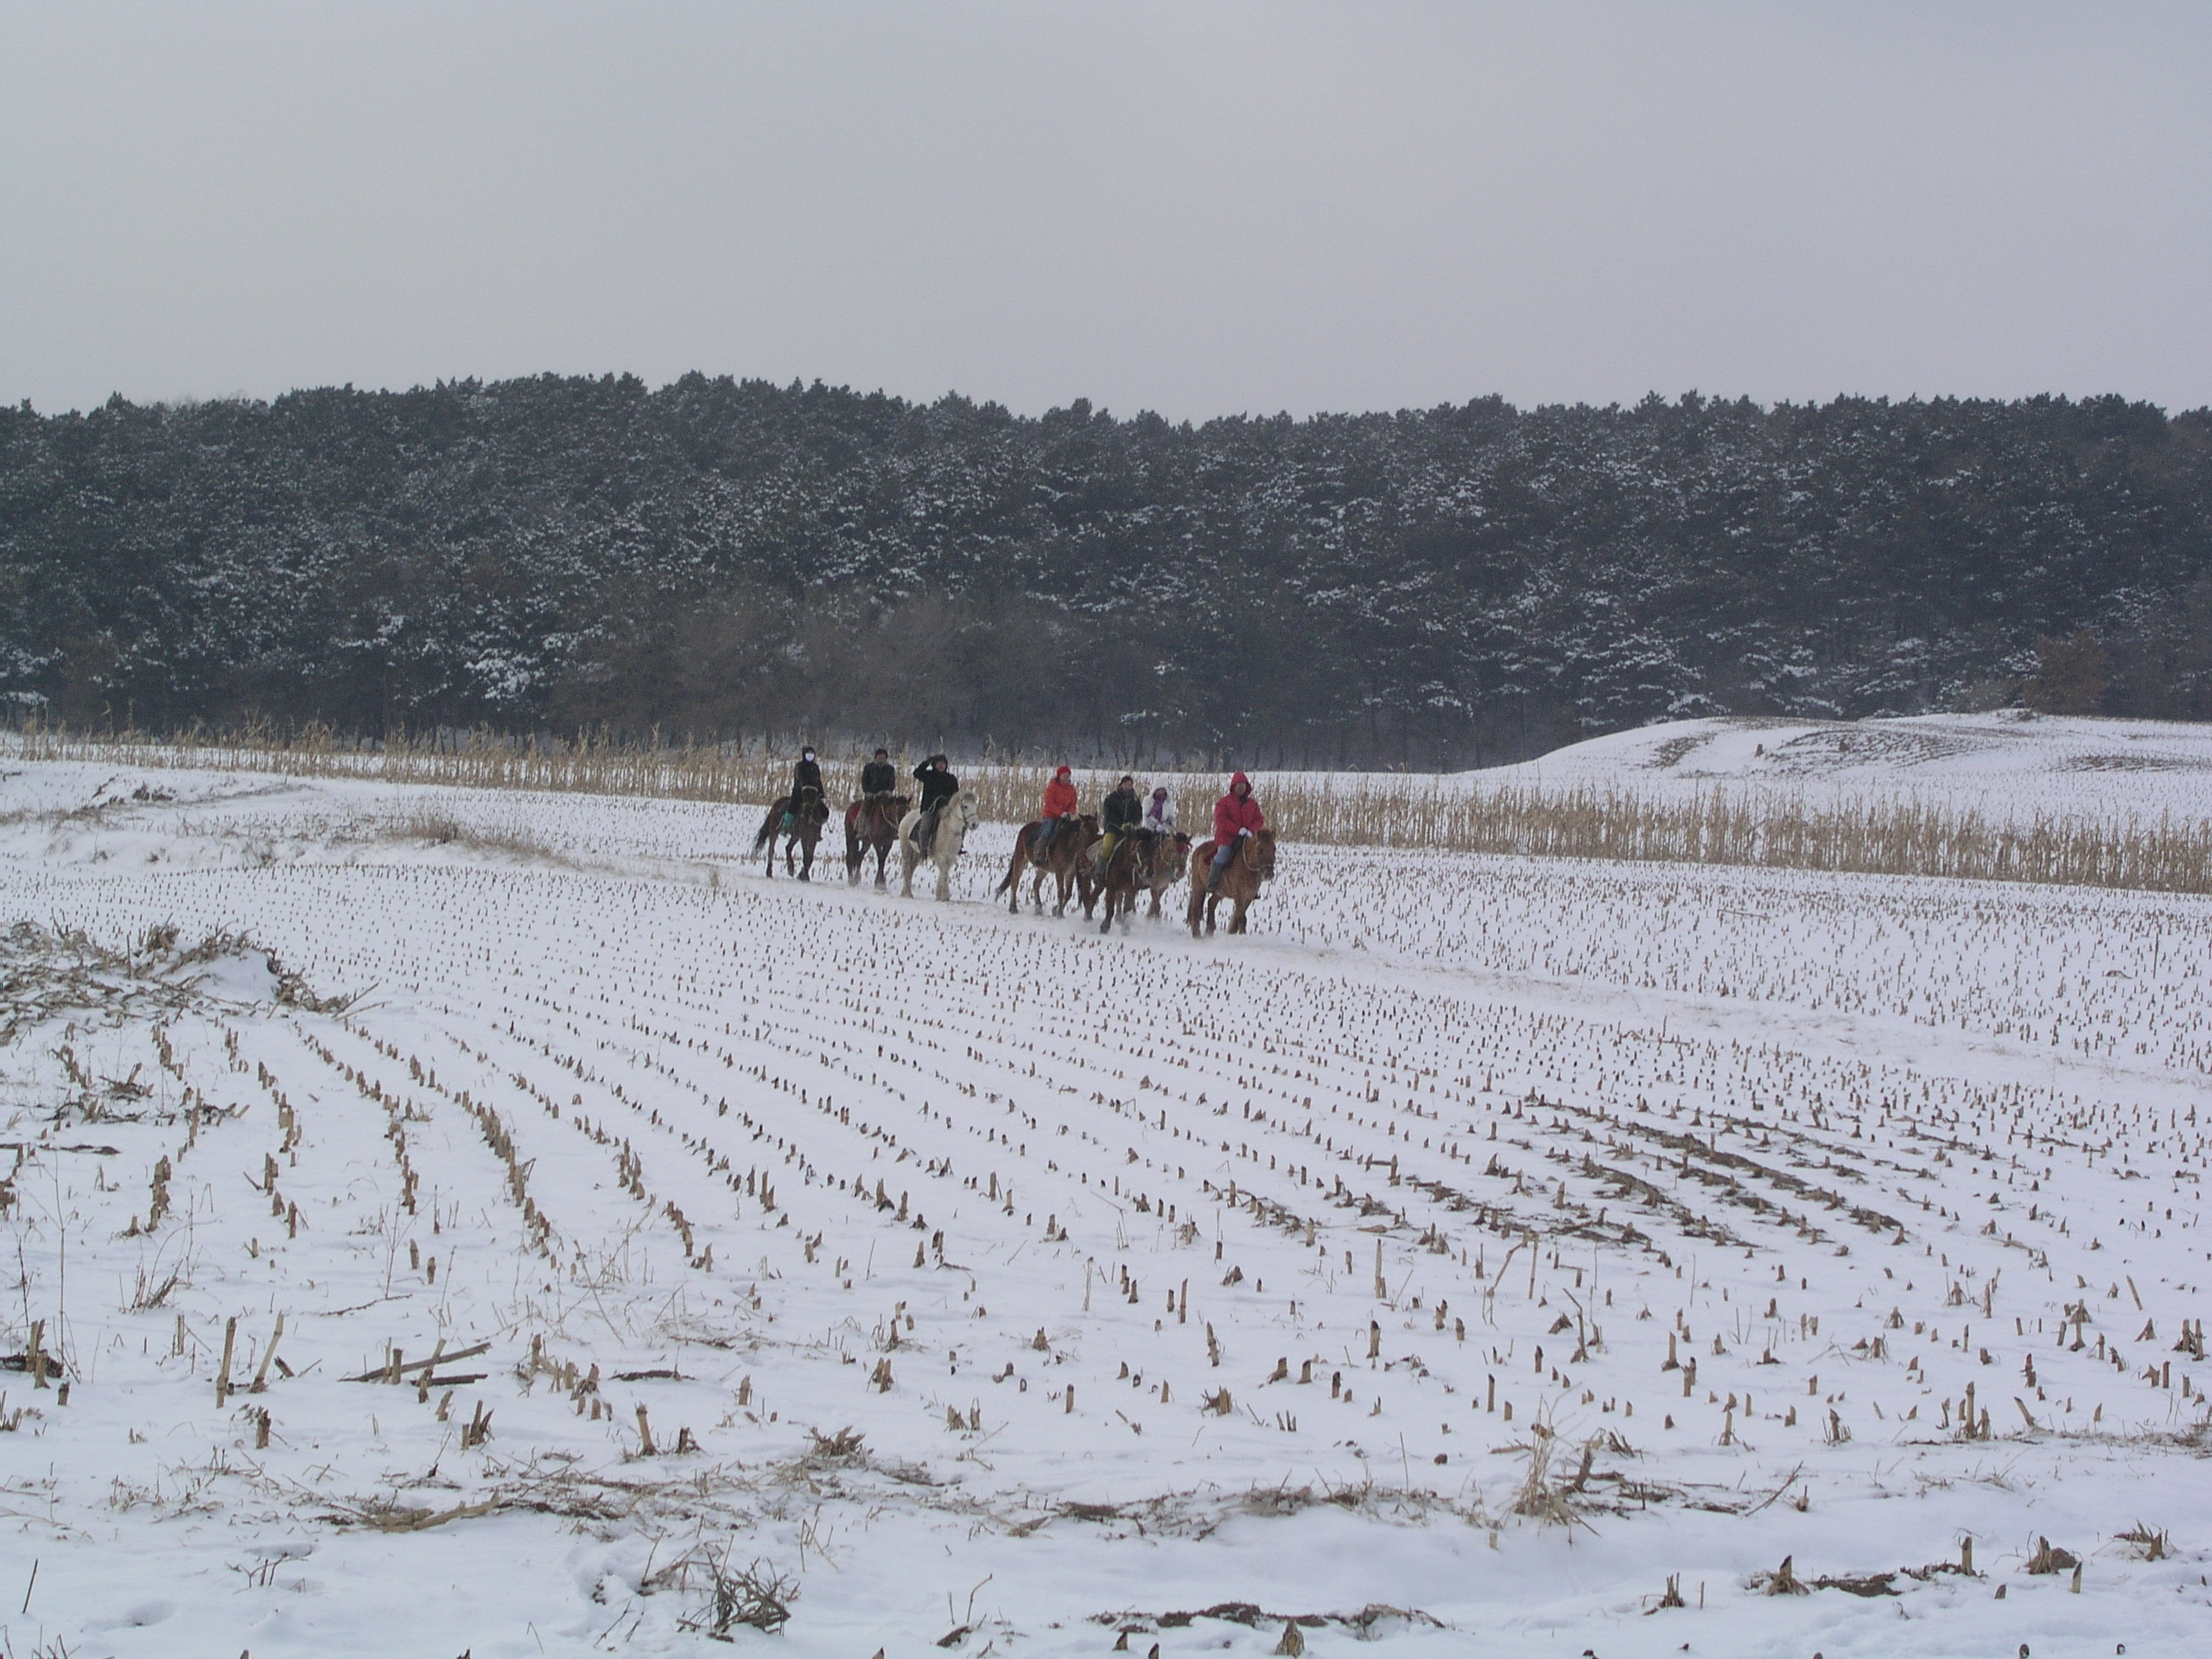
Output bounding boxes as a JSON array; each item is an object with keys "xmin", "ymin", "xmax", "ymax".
[
  {"xmin": 1084, "ymin": 827, "xmax": 1192, "ymax": 929},
  {"xmin": 1084, "ymin": 825, "xmax": 1161, "ymax": 933},
  {"xmin": 995, "ymin": 813, "xmax": 1099, "ymax": 916},
  {"xmin": 898, "ymin": 789, "xmax": 980, "ymax": 901},
  {"xmin": 1141, "ymin": 830, "xmax": 1193, "ymax": 921},
  {"xmin": 750, "ymin": 785, "xmax": 830, "ymax": 880},
  {"xmin": 1185, "ymin": 828, "xmax": 1276, "ymax": 936},
  {"xmin": 844, "ymin": 792, "xmax": 909, "ymax": 889}
]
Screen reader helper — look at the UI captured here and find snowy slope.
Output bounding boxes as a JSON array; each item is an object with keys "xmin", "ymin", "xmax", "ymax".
[
  {"xmin": 1, "ymin": 760, "xmax": 2209, "ymax": 1659},
  {"xmin": 1490, "ymin": 712, "xmax": 2212, "ymax": 820}
]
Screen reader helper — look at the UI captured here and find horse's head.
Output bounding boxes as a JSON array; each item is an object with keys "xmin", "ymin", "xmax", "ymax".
[
  {"xmin": 952, "ymin": 791, "xmax": 980, "ymax": 830},
  {"xmin": 1249, "ymin": 828, "xmax": 1277, "ymax": 880}
]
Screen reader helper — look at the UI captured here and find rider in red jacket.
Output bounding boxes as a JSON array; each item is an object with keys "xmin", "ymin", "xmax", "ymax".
[{"xmin": 1205, "ymin": 772, "xmax": 1263, "ymax": 891}]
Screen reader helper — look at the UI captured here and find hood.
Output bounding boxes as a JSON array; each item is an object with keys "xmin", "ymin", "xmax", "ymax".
[
  {"xmin": 1230, "ymin": 772, "xmax": 1251, "ymax": 791},
  {"xmin": 1150, "ymin": 787, "xmax": 1167, "ymax": 800}
]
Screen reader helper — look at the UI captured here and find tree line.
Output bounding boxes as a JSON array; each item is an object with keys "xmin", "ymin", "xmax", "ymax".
[{"xmin": 4, "ymin": 375, "xmax": 2209, "ymax": 768}]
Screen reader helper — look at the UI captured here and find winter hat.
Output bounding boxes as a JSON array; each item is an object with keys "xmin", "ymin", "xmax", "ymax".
[{"xmin": 1055, "ymin": 765, "xmax": 1071, "ymax": 778}]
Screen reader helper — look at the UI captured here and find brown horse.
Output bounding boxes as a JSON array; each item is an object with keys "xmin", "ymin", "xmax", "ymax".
[
  {"xmin": 751, "ymin": 785, "xmax": 831, "ymax": 880},
  {"xmin": 1086, "ymin": 827, "xmax": 1173, "ymax": 933},
  {"xmin": 1185, "ymin": 828, "xmax": 1276, "ymax": 936},
  {"xmin": 995, "ymin": 814, "xmax": 1099, "ymax": 915},
  {"xmin": 1141, "ymin": 830, "xmax": 1193, "ymax": 920},
  {"xmin": 844, "ymin": 792, "xmax": 909, "ymax": 889},
  {"xmin": 1084, "ymin": 828, "xmax": 1192, "ymax": 925}
]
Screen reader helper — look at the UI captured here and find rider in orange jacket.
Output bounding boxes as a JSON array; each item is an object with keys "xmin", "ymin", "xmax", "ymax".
[{"xmin": 1033, "ymin": 766, "xmax": 1080, "ymax": 862}]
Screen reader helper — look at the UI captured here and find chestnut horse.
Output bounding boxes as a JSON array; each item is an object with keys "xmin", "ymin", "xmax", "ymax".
[
  {"xmin": 1141, "ymin": 829, "xmax": 1193, "ymax": 921},
  {"xmin": 751, "ymin": 785, "xmax": 831, "ymax": 880},
  {"xmin": 1185, "ymin": 828, "xmax": 1276, "ymax": 936},
  {"xmin": 995, "ymin": 814, "xmax": 1100, "ymax": 916},
  {"xmin": 844, "ymin": 792, "xmax": 910, "ymax": 889}
]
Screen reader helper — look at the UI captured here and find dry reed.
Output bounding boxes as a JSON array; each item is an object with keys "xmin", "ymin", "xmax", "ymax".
[{"xmin": 10, "ymin": 721, "xmax": 2211, "ymax": 894}]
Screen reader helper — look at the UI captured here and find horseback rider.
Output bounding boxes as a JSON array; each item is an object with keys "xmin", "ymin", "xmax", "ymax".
[
  {"xmin": 859, "ymin": 747, "xmax": 897, "ymax": 799},
  {"xmin": 1032, "ymin": 765, "xmax": 1080, "ymax": 864},
  {"xmin": 1205, "ymin": 771, "xmax": 1264, "ymax": 894},
  {"xmin": 1094, "ymin": 773, "xmax": 1141, "ymax": 869},
  {"xmin": 1141, "ymin": 785, "xmax": 1176, "ymax": 836},
  {"xmin": 912, "ymin": 753, "xmax": 959, "ymax": 853},
  {"xmin": 783, "ymin": 746, "xmax": 825, "ymax": 829}
]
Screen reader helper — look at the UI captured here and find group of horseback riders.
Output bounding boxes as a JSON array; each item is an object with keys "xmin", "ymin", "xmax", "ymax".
[
  {"xmin": 758, "ymin": 743, "xmax": 1274, "ymax": 931},
  {"xmin": 769, "ymin": 747, "xmax": 1265, "ymax": 889},
  {"xmin": 793, "ymin": 747, "xmax": 1262, "ymax": 898},
  {"xmin": 1026, "ymin": 764, "xmax": 1263, "ymax": 899}
]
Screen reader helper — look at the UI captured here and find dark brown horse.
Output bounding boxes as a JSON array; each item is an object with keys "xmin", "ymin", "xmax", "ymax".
[
  {"xmin": 1086, "ymin": 827, "xmax": 1162, "ymax": 933},
  {"xmin": 844, "ymin": 792, "xmax": 909, "ymax": 889},
  {"xmin": 1185, "ymin": 828, "xmax": 1276, "ymax": 936},
  {"xmin": 751, "ymin": 785, "xmax": 831, "ymax": 880},
  {"xmin": 995, "ymin": 814, "xmax": 1099, "ymax": 915},
  {"xmin": 1084, "ymin": 828, "xmax": 1192, "ymax": 928}
]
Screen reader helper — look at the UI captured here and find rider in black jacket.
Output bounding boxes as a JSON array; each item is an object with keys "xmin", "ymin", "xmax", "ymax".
[
  {"xmin": 912, "ymin": 754, "xmax": 959, "ymax": 852},
  {"xmin": 783, "ymin": 747, "xmax": 825, "ymax": 828},
  {"xmin": 1095, "ymin": 774, "xmax": 1141, "ymax": 869},
  {"xmin": 859, "ymin": 748, "xmax": 897, "ymax": 798}
]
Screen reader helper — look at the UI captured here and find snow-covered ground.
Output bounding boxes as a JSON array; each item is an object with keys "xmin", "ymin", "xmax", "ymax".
[{"xmin": 3, "ymin": 753, "xmax": 2209, "ymax": 1659}]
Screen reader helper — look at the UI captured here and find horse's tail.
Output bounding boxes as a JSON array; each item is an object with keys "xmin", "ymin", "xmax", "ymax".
[
  {"xmin": 994, "ymin": 823, "xmax": 1032, "ymax": 895},
  {"xmin": 750, "ymin": 797, "xmax": 787, "ymax": 854}
]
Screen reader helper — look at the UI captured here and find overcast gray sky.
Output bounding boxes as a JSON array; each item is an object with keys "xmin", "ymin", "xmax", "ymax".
[{"xmin": 4, "ymin": 3, "xmax": 2209, "ymax": 419}]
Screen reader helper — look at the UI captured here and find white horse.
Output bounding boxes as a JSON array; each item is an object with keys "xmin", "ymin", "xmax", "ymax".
[{"xmin": 898, "ymin": 789, "xmax": 979, "ymax": 900}]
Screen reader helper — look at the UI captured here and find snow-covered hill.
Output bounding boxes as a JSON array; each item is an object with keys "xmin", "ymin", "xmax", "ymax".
[
  {"xmin": 1491, "ymin": 712, "xmax": 2212, "ymax": 819},
  {"xmin": 2, "ymin": 759, "xmax": 2209, "ymax": 1658}
]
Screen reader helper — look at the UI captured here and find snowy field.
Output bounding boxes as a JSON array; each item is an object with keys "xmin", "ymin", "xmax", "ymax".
[{"xmin": 3, "ymin": 753, "xmax": 2210, "ymax": 1659}]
